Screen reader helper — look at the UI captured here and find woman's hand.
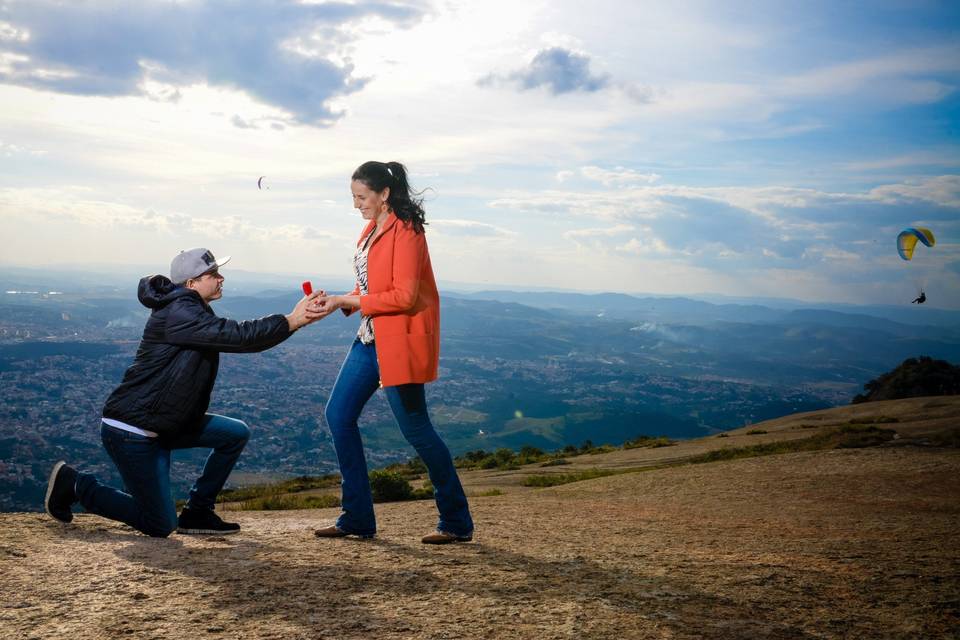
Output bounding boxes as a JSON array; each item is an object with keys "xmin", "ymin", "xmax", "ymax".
[
  {"xmin": 320, "ymin": 294, "xmax": 362, "ymax": 313},
  {"xmin": 317, "ymin": 294, "xmax": 362, "ymax": 312},
  {"xmin": 315, "ymin": 294, "xmax": 342, "ymax": 313}
]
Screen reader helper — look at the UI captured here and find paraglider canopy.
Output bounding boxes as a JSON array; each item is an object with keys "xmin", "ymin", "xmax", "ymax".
[
  {"xmin": 897, "ymin": 227, "xmax": 935, "ymax": 261},
  {"xmin": 257, "ymin": 176, "xmax": 267, "ymax": 190}
]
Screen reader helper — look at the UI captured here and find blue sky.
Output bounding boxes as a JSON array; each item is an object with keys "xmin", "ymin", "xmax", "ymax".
[{"xmin": 1, "ymin": 0, "xmax": 958, "ymax": 307}]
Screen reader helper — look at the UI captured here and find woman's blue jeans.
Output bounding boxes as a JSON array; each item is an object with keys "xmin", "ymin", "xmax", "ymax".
[
  {"xmin": 325, "ymin": 339, "xmax": 473, "ymax": 537},
  {"xmin": 74, "ymin": 415, "xmax": 250, "ymax": 537}
]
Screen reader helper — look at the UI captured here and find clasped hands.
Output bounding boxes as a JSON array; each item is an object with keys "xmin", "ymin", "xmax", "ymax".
[
  {"xmin": 287, "ymin": 290, "xmax": 349, "ymax": 331},
  {"xmin": 308, "ymin": 293, "xmax": 344, "ymax": 317}
]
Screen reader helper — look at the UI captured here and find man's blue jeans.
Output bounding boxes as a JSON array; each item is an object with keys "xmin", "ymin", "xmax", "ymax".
[
  {"xmin": 75, "ymin": 414, "xmax": 250, "ymax": 537},
  {"xmin": 325, "ymin": 340, "xmax": 473, "ymax": 537}
]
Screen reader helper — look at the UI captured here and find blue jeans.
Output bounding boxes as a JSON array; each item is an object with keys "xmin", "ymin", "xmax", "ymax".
[
  {"xmin": 75, "ymin": 414, "xmax": 250, "ymax": 537},
  {"xmin": 324, "ymin": 340, "xmax": 473, "ymax": 537}
]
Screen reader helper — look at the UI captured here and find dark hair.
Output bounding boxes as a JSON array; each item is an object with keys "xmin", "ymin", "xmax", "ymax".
[{"xmin": 352, "ymin": 161, "xmax": 427, "ymax": 234}]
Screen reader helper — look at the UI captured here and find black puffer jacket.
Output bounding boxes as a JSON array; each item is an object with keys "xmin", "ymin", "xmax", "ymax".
[{"xmin": 102, "ymin": 275, "xmax": 292, "ymax": 437}]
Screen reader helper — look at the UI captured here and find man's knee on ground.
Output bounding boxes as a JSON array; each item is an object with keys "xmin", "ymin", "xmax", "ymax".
[
  {"xmin": 141, "ymin": 514, "xmax": 177, "ymax": 538},
  {"xmin": 144, "ymin": 525, "xmax": 175, "ymax": 538}
]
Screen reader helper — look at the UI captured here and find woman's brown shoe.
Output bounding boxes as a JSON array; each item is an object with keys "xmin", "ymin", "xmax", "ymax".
[
  {"xmin": 421, "ymin": 530, "xmax": 473, "ymax": 544},
  {"xmin": 314, "ymin": 524, "xmax": 374, "ymax": 539}
]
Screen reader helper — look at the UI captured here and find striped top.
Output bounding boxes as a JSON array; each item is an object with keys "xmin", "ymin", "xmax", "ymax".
[{"xmin": 354, "ymin": 227, "xmax": 376, "ymax": 344}]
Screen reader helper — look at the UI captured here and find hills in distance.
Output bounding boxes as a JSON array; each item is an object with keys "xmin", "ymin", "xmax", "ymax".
[{"xmin": 1, "ymin": 265, "xmax": 958, "ymax": 511}]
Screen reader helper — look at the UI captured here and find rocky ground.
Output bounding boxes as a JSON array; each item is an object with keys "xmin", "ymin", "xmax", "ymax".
[{"xmin": 1, "ymin": 398, "xmax": 958, "ymax": 639}]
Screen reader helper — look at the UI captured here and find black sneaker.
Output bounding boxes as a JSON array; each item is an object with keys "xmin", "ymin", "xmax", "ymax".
[
  {"xmin": 45, "ymin": 461, "xmax": 78, "ymax": 524},
  {"xmin": 176, "ymin": 507, "xmax": 240, "ymax": 535}
]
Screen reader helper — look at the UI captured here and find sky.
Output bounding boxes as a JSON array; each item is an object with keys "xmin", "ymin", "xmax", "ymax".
[{"xmin": 1, "ymin": 0, "xmax": 959, "ymax": 307}]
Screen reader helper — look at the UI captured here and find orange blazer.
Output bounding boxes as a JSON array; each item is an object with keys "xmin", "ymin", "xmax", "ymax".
[{"xmin": 345, "ymin": 213, "xmax": 440, "ymax": 386}]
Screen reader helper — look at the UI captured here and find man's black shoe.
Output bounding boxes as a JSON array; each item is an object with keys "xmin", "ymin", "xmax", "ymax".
[
  {"xmin": 176, "ymin": 507, "xmax": 240, "ymax": 535},
  {"xmin": 45, "ymin": 461, "xmax": 78, "ymax": 524}
]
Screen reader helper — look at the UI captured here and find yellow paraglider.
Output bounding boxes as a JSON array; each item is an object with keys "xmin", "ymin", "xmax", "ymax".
[{"xmin": 896, "ymin": 227, "xmax": 935, "ymax": 261}]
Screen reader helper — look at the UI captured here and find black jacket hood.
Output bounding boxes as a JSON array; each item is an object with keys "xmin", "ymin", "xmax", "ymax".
[{"xmin": 138, "ymin": 275, "xmax": 197, "ymax": 310}]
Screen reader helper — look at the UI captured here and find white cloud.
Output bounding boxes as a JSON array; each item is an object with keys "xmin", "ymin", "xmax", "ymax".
[
  {"xmin": 868, "ymin": 175, "xmax": 960, "ymax": 209},
  {"xmin": 840, "ymin": 151, "xmax": 960, "ymax": 172},
  {"xmin": 0, "ymin": 21, "xmax": 29, "ymax": 43},
  {"xmin": 579, "ymin": 166, "xmax": 660, "ymax": 187},
  {"xmin": 564, "ymin": 224, "xmax": 635, "ymax": 239},
  {"xmin": 616, "ymin": 236, "xmax": 671, "ymax": 256},
  {"xmin": 429, "ymin": 218, "xmax": 517, "ymax": 238},
  {"xmin": 0, "ymin": 187, "xmax": 341, "ymax": 245},
  {"xmin": 0, "ymin": 138, "xmax": 44, "ymax": 157},
  {"xmin": 777, "ymin": 44, "xmax": 960, "ymax": 99}
]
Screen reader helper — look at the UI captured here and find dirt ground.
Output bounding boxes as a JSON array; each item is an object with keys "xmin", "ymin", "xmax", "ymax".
[{"xmin": 2, "ymin": 442, "xmax": 958, "ymax": 639}]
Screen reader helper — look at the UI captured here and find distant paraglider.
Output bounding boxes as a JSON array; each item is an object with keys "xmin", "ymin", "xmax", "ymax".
[
  {"xmin": 257, "ymin": 175, "xmax": 268, "ymax": 190},
  {"xmin": 897, "ymin": 227, "xmax": 935, "ymax": 304}
]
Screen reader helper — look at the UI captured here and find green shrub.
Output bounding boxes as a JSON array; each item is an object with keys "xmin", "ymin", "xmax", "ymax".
[
  {"xmin": 455, "ymin": 449, "xmax": 492, "ymax": 468},
  {"xmin": 475, "ymin": 488, "xmax": 504, "ymax": 497},
  {"xmin": 516, "ymin": 445, "xmax": 545, "ymax": 465},
  {"xmin": 477, "ymin": 455, "xmax": 500, "ymax": 469},
  {"xmin": 470, "ymin": 447, "xmax": 521, "ymax": 469},
  {"xmin": 411, "ymin": 480, "xmax": 434, "ymax": 501},
  {"xmin": 746, "ymin": 429, "xmax": 768, "ymax": 435},
  {"xmin": 540, "ymin": 458, "xmax": 570, "ymax": 467},
  {"xmin": 383, "ymin": 456, "xmax": 428, "ymax": 477},
  {"xmin": 369, "ymin": 469, "xmax": 413, "ymax": 503}
]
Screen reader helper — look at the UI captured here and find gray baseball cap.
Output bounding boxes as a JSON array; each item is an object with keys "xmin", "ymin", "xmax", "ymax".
[{"xmin": 170, "ymin": 248, "xmax": 231, "ymax": 284}]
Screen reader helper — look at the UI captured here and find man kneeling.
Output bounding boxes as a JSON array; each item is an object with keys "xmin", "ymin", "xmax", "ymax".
[{"xmin": 44, "ymin": 248, "xmax": 324, "ymax": 537}]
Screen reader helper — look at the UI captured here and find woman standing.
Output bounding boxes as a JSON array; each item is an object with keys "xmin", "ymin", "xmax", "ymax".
[{"xmin": 313, "ymin": 161, "xmax": 474, "ymax": 544}]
